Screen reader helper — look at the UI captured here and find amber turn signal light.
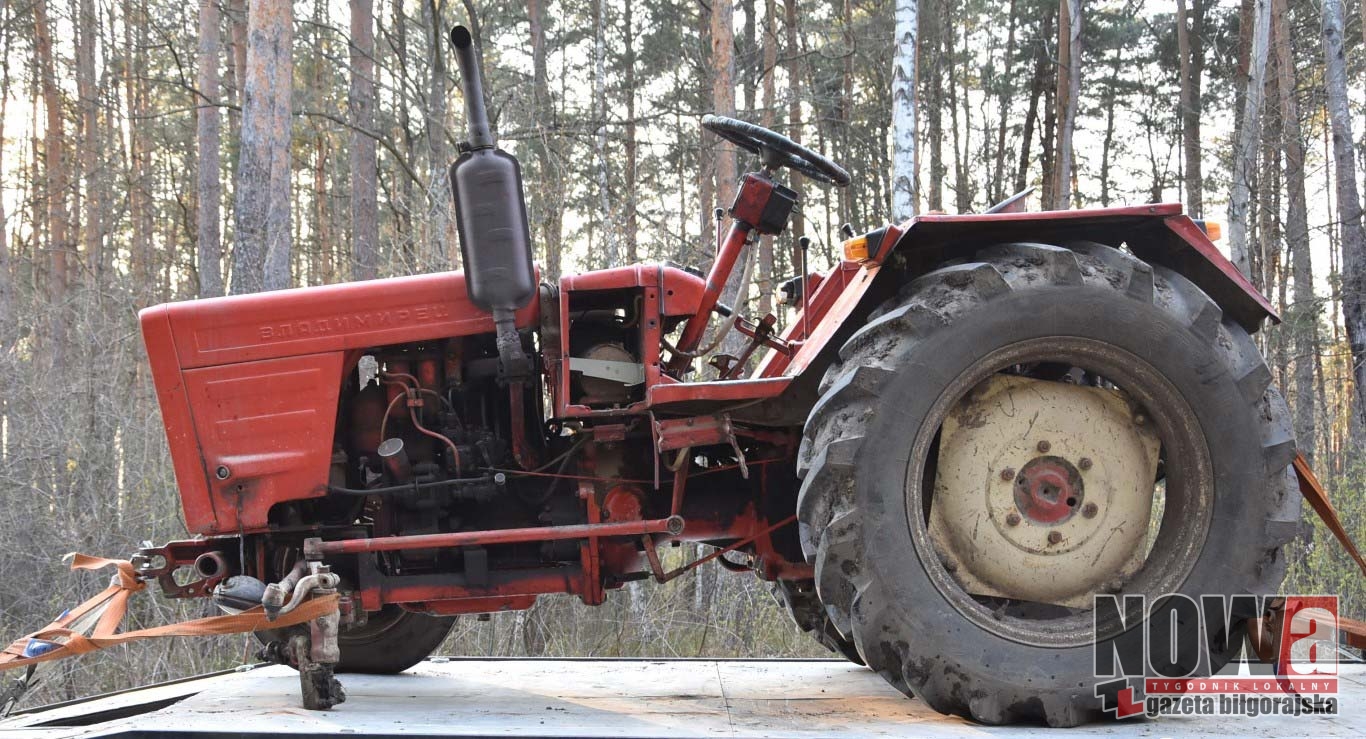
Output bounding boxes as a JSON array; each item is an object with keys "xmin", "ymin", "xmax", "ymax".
[
  {"xmin": 1193, "ymin": 219, "xmax": 1223, "ymax": 242},
  {"xmin": 842, "ymin": 235, "xmax": 869, "ymax": 262}
]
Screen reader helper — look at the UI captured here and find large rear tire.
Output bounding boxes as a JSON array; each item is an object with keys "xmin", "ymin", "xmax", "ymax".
[
  {"xmin": 770, "ymin": 579, "xmax": 863, "ymax": 665},
  {"xmin": 796, "ymin": 241, "xmax": 1300, "ymax": 725}
]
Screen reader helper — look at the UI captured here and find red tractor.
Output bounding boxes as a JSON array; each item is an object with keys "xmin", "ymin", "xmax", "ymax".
[{"xmin": 132, "ymin": 26, "xmax": 1299, "ymax": 724}]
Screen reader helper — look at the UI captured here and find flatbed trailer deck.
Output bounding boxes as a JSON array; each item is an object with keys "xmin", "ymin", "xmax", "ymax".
[{"xmin": 3, "ymin": 659, "xmax": 1363, "ymax": 739}]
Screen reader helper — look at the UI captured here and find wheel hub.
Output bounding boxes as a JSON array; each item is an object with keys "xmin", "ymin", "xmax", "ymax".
[
  {"xmin": 926, "ymin": 374, "xmax": 1161, "ymax": 607},
  {"xmin": 1013, "ymin": 456, "xmax": 1084, "ymax": 524}
]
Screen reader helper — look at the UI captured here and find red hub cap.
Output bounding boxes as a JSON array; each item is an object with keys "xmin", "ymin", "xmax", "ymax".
[{"xmin": 1012, "ymin": 456, "xmax": 1085, "ymax": 524}]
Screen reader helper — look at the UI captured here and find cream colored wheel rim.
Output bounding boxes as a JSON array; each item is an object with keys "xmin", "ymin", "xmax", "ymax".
[{"xmin": 928, "ymin": 374, "xmax": 1161, "ymax": 608}]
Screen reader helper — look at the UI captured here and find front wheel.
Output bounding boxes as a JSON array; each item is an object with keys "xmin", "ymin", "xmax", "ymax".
[
  {"xmin": 259, "ymin": 605, "xmax": 456, "ymax": 674},
  {"xmin": 335, "ymin": 606, "xmax": 456, "ymax": 674},
  {"xmin": 796, "ymin": 241, "xmax": 1300, "ymax": 725}
]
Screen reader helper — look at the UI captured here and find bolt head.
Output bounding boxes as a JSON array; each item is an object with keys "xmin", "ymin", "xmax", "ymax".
[
  {"xmin": 1079, "ymin": 457, "xmax": 1093, "ymax": 470},
  {"xmin": 1037, "ymin": 440, "xmax": 1051, "ymax": 453},
  {"xmin": 215, "ymin": 465, "xmax": 231, "ymax": 480},
  {"xmin": 1047, "ymin": 530, "xmax": 1063, "ymax": 545},
  {"xmin": 1000, "ymin": 467, "xmax": 1016, "ymax": 481},
  {"xmin": 1005, "ymin": 512, "xmax": 1022, "ymax": 527},
  {"xmin": 1082, "ymin": 502, "xmax": 1099, "ymax": 518}
]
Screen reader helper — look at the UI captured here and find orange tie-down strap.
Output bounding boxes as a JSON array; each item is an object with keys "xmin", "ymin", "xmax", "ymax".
[
  {"xmin": 1292, "ymin": 453, "xmax": 1366, "ymax": 650},
  {"xmin": 0, "ymin": 554, "xmax": 338, "ymax": 673}
]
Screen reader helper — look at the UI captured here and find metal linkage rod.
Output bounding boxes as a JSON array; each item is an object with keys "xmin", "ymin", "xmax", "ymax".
[{"xmin": 305, "ymin": 516, "xmax": 685, "ymax": 558}]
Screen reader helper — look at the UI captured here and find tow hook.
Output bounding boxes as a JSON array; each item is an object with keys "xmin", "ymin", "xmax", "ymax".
[{"xmin": 255, "ymin": 561, "xmax": 346, "ymax": 710}]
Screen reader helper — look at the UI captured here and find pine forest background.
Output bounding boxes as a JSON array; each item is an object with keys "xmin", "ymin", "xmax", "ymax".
[{"xmin": 2, "ymin": 0, "xmax": 1366, "ymax": 706}]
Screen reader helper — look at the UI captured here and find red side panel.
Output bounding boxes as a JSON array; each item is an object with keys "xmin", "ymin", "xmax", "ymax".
[
  {"xmin": 140, "ymin": 270, "xmax": 538, "ymax": 535},
  {"xmin": 142, "ymin": 308, "xmax": 217, "ymax": 531},
  {"xmin": 161, "ymin": 270, "xmax": 537, "ymax": 370},
  {"xmin": 181, "ymin": 353, "xmax": 344, "ymax": 533}
]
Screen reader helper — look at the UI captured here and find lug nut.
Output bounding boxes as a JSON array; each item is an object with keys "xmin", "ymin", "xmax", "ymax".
[
  {"xmin": 1047, "ymin": 530, "xmax": 1063, "ymax": 545},
  {"xmin": 1005, "ymin": 512, "xmax": 1022, "ymax": 527},
  {"xmin": 1079, "ymin": 457, "xmax": 1093, "ymax": 470},
  {"xmin": 1000, "ymin": 467, "xmax": 1016, "ymax": 481},
  {"xmin": 1082, "ymin": 502, "xmax": 1099, "ymax": 518},
  {"xmin": 1133, "ymin": 413, "xmax": 1147, "ymax": 425},
  {"xmin": 1037, "ymin": 440, "xmax": 1051, "ymax": 453}
]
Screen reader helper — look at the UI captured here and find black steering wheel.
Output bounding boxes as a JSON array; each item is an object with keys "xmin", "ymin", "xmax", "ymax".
[{"xmin": 702, "ymin": 114, "xmax": 851, "ymax": 187}]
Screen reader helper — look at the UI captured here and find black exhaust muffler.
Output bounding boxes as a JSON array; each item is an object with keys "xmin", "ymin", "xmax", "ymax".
[{"xmin": 448, "ymin": 25, "xmax": 536, "ymax": 379}]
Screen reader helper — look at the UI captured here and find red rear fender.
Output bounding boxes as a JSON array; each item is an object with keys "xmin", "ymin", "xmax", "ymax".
[{"xmin": 884, "ymin": 204, "xmax": 1277, "ymax": 332}]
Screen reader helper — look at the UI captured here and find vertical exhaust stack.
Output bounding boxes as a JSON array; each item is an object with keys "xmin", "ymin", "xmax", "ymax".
[{"xmin": 448, "ymin": 25, "xmax": 535, "ymax": 379}]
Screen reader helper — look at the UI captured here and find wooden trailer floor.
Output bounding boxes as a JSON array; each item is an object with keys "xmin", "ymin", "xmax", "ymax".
[{"xmin": 2, "ymin": 659, "xmax": 1363, "ymax": 739}]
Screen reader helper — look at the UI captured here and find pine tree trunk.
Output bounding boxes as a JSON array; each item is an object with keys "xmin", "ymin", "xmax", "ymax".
[
  {"xmin": 1039, "ymin": 64, "xmax": 1056, "ymax": 207},
  {"xmin": 232, "ymin": 0, "xmax": 294, "ymax": 294},
  {"xmin": 923, "ymin": 0, "xmax": 943, "ymax": 212},
  {"xmin": 839, "ymin": 0, "xmax": 855, "ymax": 228},
  {"xmin": 312, "ymin": 133, "xmax": 328, "ymax": 285},
  {"xmin": 392, "ymin": 3, "xmax": 415, "ymax": 266},
  {"xmin": 945, "ymin": 1, "xmax": 963, "ymax": 211},
  {"xmin": 783, "ymin": 0, "xmax": 803, "ymax": 263},
  {"xmin": 1099, "ymin": 44, "xmax": 1122, "ymax": 207},
  {"xmin": 593, "ymin": 0, "xmax": 615, "ymax": 267},
  {"xmin": 698, "ymin": 24, "xmax": 715, "ymax": 255},
  {"xmin": 350, "ymin": 0, "xmax": 377, "ymax": 280},
  {"xmin": 1229, "ymin": 0, "xmax": 1271, "ymax": 278},
  {"xmin": 1321, "ymin": 0, "xmax": 1366, "ymax": 430},
  {"xmin": 0, "ymin": 8, "xmax": 10, "ymax": 335},
  {"xmin": 623, "ymin": 0, "xmax": 638, "ymax": 261},
  {"xmin": 34, "ymin": 0, "xmax": 68, "ymax": 353},
  {"xmin": 712, "ymin": 0, "xmax": 737, "ymax": 208},
  {"xmin": 891, "ymin": 0, "xmax": 919, "ymax": 220},
  {"xmin": 229, "ymin": 0, "xmax": 248, "ymax": 100},
  {"xmin": 1176, "ymin": 0, "xmax": 1204, "ymax": 218},
  {"xmin": 126, "ymin": 0, "xmax": 152, "ymax": 298},
  {"xmin": 713, "ymin": 0, "xmax": 751, "ymax": 360},
  {"xmin": 956, "ymin": 17, "xmax": 972, "ymax": 212},
  {"xmin": 77, "ymin": 0, "xmax": 102, "ymax": 281},
  {"xmin": 741, "ymin": 0, "xmax": 756, "ymax": 115},
  {"xmin": 989, "ymin": 0, "xmax": 1018, "ymax": 205},
  {"xmin": 226, "ymin": 0, "xmax": 247, "ymax": 146},
  {"xmin": 758, "ymin": 0, "xmax": 777, "ymax": 317},
  {"xmin": 1231, "ymin": 0, "xmax": 1253, "ymax": 155},
  {"xmin": 1015, "ymin": 11, "xmax": 1051, "ymax": 195},
  {"xmin": 1050, "ymin": 0, "xmax": 1080, "ymax": 210},
  {"xmin": 197, "ymin": 0, "xmax": 223, "ymax": 297},
  {"xmin": 527, "ymin": 0, "xmax": 561, "ymax": 279},
  {"xmin": 423, "ymin": 0, "xmax": 452, "ymax": 269},
  {"xmin": 1270, "ymin": 0, "xmax": 1314, "ymax": 460}
]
